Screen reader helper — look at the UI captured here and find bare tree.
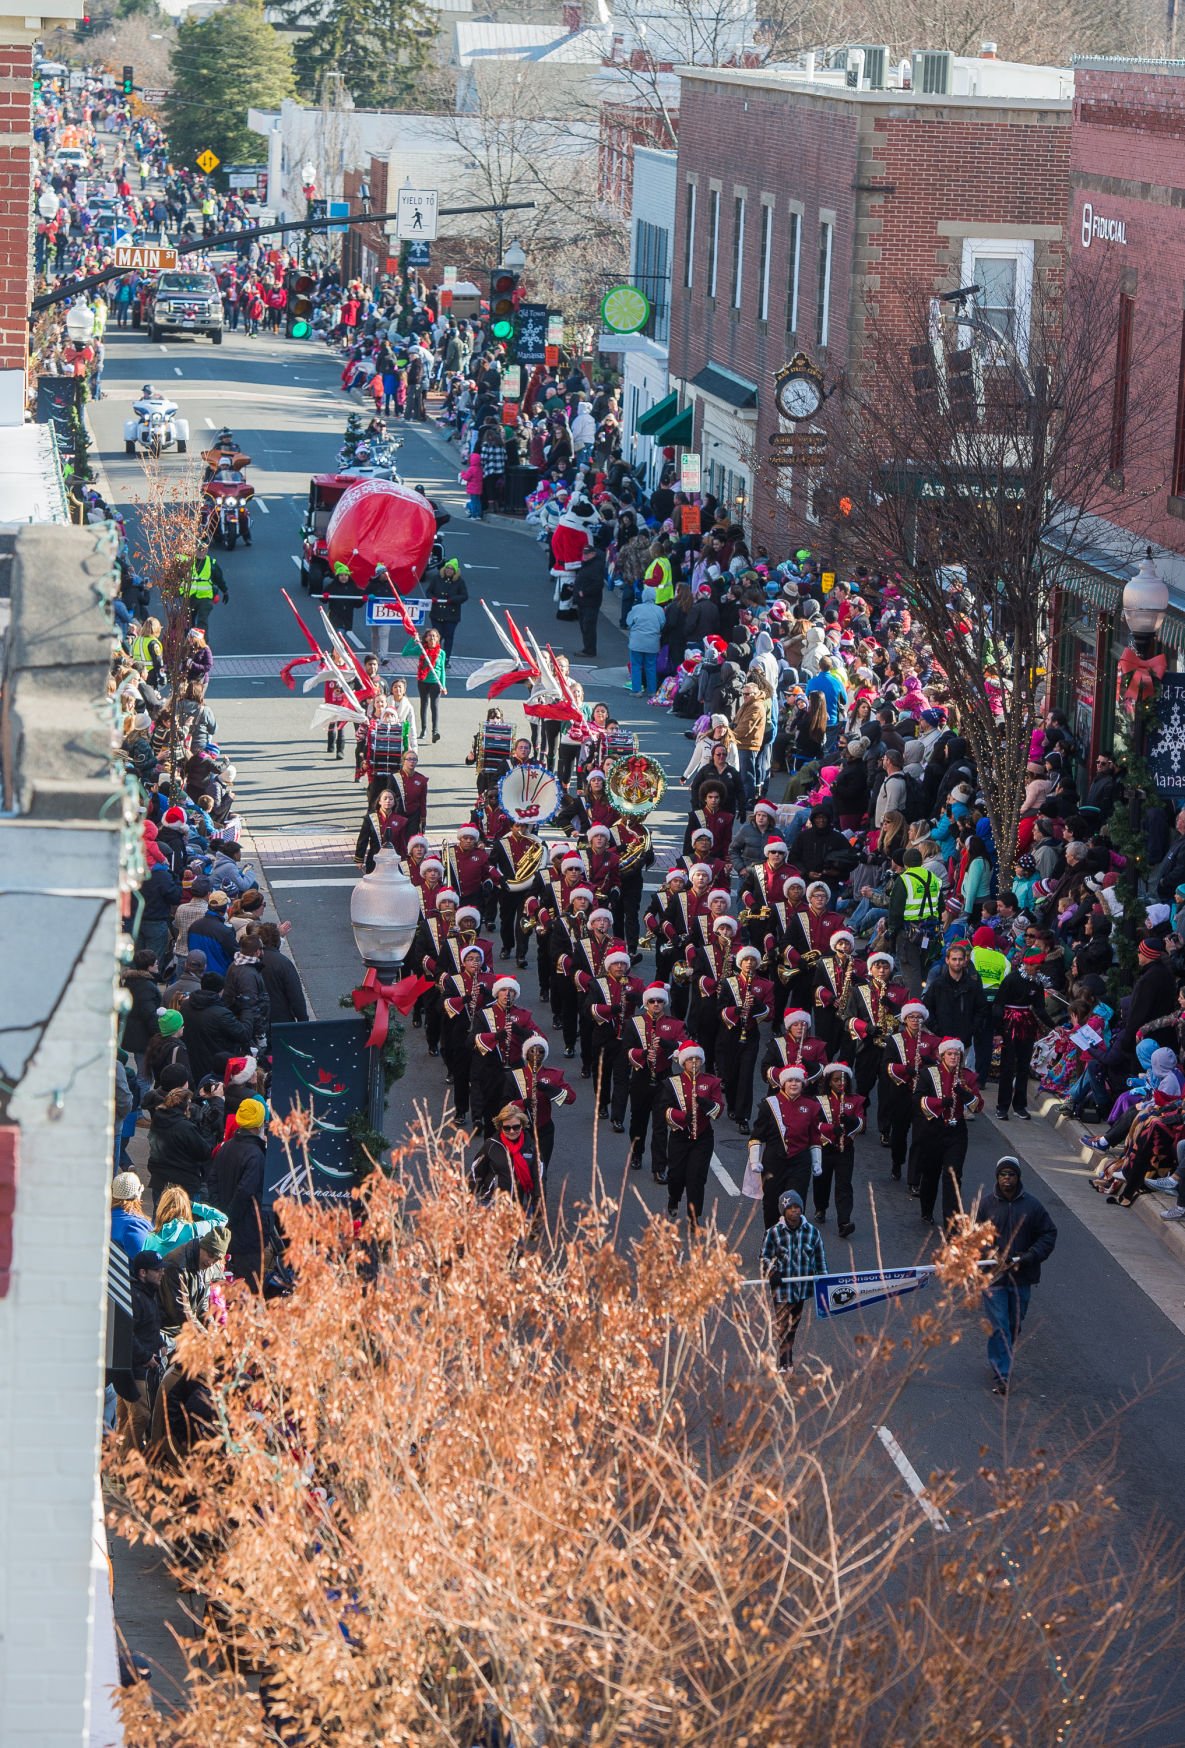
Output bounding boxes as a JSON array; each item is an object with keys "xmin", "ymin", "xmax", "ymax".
[
  {"xmin": 797, "ymin": 253, "xmax": 1171, "ymax": 863},
  {"xmin": 128, "ymin": 456, "xmax": 209, "ymax": 788}
]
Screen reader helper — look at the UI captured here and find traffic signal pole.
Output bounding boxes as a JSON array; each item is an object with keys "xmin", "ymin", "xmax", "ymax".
[{"xmin": 30, "ymin": 200, "xmax": 535, "ymax": 313}]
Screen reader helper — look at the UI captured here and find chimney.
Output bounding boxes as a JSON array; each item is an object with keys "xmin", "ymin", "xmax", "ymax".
[
  {"xmin": 563, "ymin": 2, "xmax": 582, "ymax": 31},
  {"xmin": 980, "ymin": 39, "xmax": 998, "ymax": 56}
]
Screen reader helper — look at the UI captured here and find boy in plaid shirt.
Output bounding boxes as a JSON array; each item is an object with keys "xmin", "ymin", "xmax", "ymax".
[{"xmin": 760, "ymin": 1190, "xmax": 827, "ymax": 1372}]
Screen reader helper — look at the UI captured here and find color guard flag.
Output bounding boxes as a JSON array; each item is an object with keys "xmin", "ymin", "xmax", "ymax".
[{"xmin": 813, "ymin": 1266, "xmax": 934, "ymax": 1319}]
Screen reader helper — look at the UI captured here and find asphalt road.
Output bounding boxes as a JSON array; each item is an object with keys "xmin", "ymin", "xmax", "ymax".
[{"xmin": 92, "ymin": 323, "xmax": 1185, "ymax": 1729}]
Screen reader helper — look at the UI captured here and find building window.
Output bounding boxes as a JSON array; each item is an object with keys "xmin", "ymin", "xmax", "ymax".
[
  {"xmin": 1110, "ymin": 291, "xmax": 1135, "ymax": 475},
  {"xmin": 683, "ymin": 181, "xmax": 695, "ymax": 290},
  {"xmin": 1172, "ymin": 314, "xmax": 1185, "ymax": 499},
  {"xmin": 805, "ymin": 428, "xmax": 823, "ymax": 522},
  {"xmin": 959, "ymin": 238, "xmax": 1035, "ymax": 362},
  {"xmin": 731, "ymin": 195, "xmax": 745, "ymax": 309},
  {"xmin": 634, "ymin": 217, "xmax": 670, "ymax": 343},
  {"xmin": 816, "ymin": 219, "xmax": 833, "ymax": 349},
  {"xmin": 707, "ymin": 188, "xmax": 720, "ymax": 298},
  {"xmin": 786, "ymin": 209, "xmax": 801, "ymax": 338},
  {"xmin": 757, "ymin": 203, "xmax": 772, "ymax": 322}
]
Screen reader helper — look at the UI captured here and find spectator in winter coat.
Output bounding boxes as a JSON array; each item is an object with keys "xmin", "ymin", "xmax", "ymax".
[
  {"xmin": 572, "ymin": 544, "xmax": 607, "ymax": 657},
  {"xmin": 172, "ymin": 876, "xmax": 211, "ymax": 956},
  {"xmin": 210, "ymin": 840, "xmax": 258, "ymax": 898},
  {"xmin": 159, "ymin": 1226, "xmax": 228, "ymax": 1332},
  {"xmin": 925, "ymin": 941, "xmax": 990, "ymax": 1055},
  {"xmin": 257, "ymin": 923, "xmax": 308, "ymax": 1025},
  {"xmin": 164, "ymin": 950, "xmax": 207, "ymax": 1009},
  {"xmin": 179, "ymin": 978, "xmax": 251, "ymax": 1082},
  {"xmin": 110, "ymin": 1171, "xmax": 153, "ymax": 1260},
  {"xmin": 208, "ymin": 1098, "xmax": 270, "ymax": 1290},
  {"xmin": 145, "ymin": 1083, "xmax": 215, "ymax": 1203},
  {"xmin": 137, "ymin": 859, "xmax": 181, "ymax": 965},
  {"xmin": 187, "ymin": 890, "xmax": 238, "ymax": 976},
  {"xmin": 144, "ymin": 1008, "xmax": 190, "ymax": 1088},
  {"xmin": 121, "ymin": 950, "xmax": 162, "ymax": 1070},
  {"xmin": 626, "ymin": 585, "xmax": 666, "ymax": 696},
  {"xmin": 222, "ymin": 935, "xmax": 270, "ymax": 1049}
]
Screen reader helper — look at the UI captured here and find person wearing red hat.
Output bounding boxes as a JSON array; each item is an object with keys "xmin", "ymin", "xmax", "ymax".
[
  {"xmin": 847, "ymin": 951, "xmax": 909, "ymax": 1104},
  {"xmin": 910, "ymin": 1039, "xmax": 984, "ymax": 1225},
  {"xmin": 614, "ymin": 983, "xmax": 686, "ymax": 1172},
  {"xmin": 879, "ymin": 1002, "xmax": 938, "ymax": 1173},
  {"xmin": 500, "ymin": 1034, "xmax": 576, "ymax": 1175},
  {"xmin": 584, "ymin": 950, "xmax": 643, "ymax": 1113},
  {"xmin": 993, "ymin": 954, "xmax": 1048, "ymax": 1121},
  {"xmin": 657, "ymin": 1043, "xmax": 725, "ymax": 1219},
  {"xmin": 813, "ymin": 1062, "xmax": 866, "ymax": 1236},
  {"xmin": 763, "ymin": 1009, "xmax": 828, "ymax": 1095},
  {"xmin": 543, "ymin": 884, "xmax": 595, "ymax": 1049},
  {"xmin": 718, "ymin": 946, "xmax": 774, "ymax": 1132},
  {"xmin": 470, "ymin": 977, "xmax": 537, "ymax": 1132},
  {"xmin": 748, "ymin": 1064, "xmax": 824, "ymax": 1228}
]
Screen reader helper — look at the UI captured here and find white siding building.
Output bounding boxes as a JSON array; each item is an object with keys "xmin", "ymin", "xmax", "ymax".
[{"xmin": 619, "ymin": 146, "xmax": 676, "ymax": 491}]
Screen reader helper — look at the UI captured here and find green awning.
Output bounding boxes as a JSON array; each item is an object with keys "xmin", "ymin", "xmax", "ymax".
[
  {"xmin": 636, "ymin": 390, "xmax": 678, "ymax": 436},
  {"xmin": 651, "ymin": 404, "xmax": 694, "ymax": 446}
]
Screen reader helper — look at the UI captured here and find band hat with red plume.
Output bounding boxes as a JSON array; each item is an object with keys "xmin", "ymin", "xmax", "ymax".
[
  {"xmin": 643, "ymin": 982, "xmax": 670, "ymax": 1003},
  {"xmin": 492, "ymin": 976, "xmax": 520, "ymax": 996},
  {"xmin": 901, "ymin": 1001, "xmax": 929, "ymax": 1020}
]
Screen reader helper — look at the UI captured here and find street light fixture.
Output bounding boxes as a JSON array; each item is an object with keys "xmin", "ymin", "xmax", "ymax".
[
  {"xmin": 503, "ymin": 238, "xmax": 527, "ymax": 273},
  {"xmin": 349, "ymin": 847, "xmax": 421, "ymax": 1135},
  {"xmin": 64, "ymin": 302, "xmax": 94, "ymax": 344},
  {"xmin": 1122, "ymin": 547, "xmax": 1169, "ymax": 652},
  {"xmin": 37, "ymin": 190, "xmax": 59, "ymax": 221}
]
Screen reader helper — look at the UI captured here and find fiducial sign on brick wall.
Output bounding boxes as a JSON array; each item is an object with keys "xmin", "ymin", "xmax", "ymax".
[{"xmin": 1080, "ymin": 202, "xmax": 1127, "ymax": 248}]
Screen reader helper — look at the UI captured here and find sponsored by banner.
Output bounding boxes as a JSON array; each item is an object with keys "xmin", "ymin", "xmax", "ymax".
[{"xmin": 813, "ymin": 1266, "xmax": 934, "ymax": 1319}]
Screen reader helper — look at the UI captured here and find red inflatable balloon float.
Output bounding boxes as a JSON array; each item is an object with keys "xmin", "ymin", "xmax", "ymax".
[{"xmin": 325, "ymin": 477, "xmax": 436, "ymax": 596}]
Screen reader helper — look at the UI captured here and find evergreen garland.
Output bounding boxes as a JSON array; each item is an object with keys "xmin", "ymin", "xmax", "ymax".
[{"xmin": 1107, "ymin": 697, "xmax": 1158, "ymax": 1004}]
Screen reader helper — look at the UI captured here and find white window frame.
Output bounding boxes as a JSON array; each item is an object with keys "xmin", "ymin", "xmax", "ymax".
[
  {"xmin": 731, "ymin": 194, "xmax": 745, "ymax": 309},
  {"xmin": 708, "ymin": 186, "xmax": 720, "ymax": 299},
  {"xmin": 959, "ymin": 237, "xmax": 1035, "ymax": 363},
  {"xmin": 758, "ymin": 201, "xmax": 772, "ymax": 322},
  {"xmin": 684, "ymin": 180, "xmax": 696, "ymax": 290},
  {"xmin": 786, "ymin": 205, "xmax": 802, "ymax": 338},
  {"xmin": 804, "ymin": 425, "xmax": 824, "ymax": 523},
  {"xmin": 816, "ymin": 218, "xmax": 834, "ymax": 350}
]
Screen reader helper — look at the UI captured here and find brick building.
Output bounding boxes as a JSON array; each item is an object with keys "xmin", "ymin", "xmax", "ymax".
[
  {"xmin": 1050, "ymin": 59, "xmax": 1185, "ymax": 761},
  {"xmin": 665, "ymin": 58, "xmax": 1072, "ymax": 548}
]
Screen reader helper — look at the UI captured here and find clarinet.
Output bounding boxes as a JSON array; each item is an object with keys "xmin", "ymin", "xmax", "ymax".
[
  {"xmin": 646, "ymin": 1014, "xmax": 658, "ymax": 1081},
  {"xmin": 613, "ymin": 977, "xmax": 625, "ymax": 1039},
  {"xmin": 740, "ymin": 975, "xmax": 754, "ymax": 1038},
  {"xmin": 688, "ymin": 1056, "xmax": 699, "ymax": 1141}
]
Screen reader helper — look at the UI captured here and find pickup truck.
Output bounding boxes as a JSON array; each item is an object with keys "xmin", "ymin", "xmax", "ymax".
[{"xmin": 145, "ymin": 268, "xmax": 224, "ymax": 344}]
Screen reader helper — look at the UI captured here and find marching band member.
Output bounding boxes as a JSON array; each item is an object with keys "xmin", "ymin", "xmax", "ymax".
[
  {"xmin": 783, "ymin": 879, "xmax": 844, "ymax": 1009},
  {"xmin": 470, "ymin": 779, "xmax": 513, "ymax": 844},
  {"xmin": 717, "ymin": 944, "xmax": 774, "ymax": 1134},
  {"xmin": 353, "ymin": 788, "xmax": 402, "ymax": 873},
  {"xmin": 405, "ymin": 886, "xmax": 459, "ymax": 1050},
  {"xmin": 657, "ymin": 1042, "xmax": 725, "ymax": 1225},
  {"xmin": 524, "ymin": 843, "xmax": 577, "ymax": 1005},
  {"xmin": 573, "ymin": 906, "xmax": 618, "ymax": 1074},
  {"xmin": 739, "ymin": 838, "xmax": 797, "ymax": 943},
  {"xmin": 613, "ymin": 982, "xmax": 686, "ymax": 1177},
  {"xmin": 644, "ymin": 865, "xmax": 689, "ymax": 988},
  {"xmin": 685, "ymin": 911, "xmax": 740, "ymax": 1074},
  {"xmin": 813, "ymin": 1062, "xmax": 866, "ymax": 1237},
  {"xmin": 386, "ymin": 747, "xmax": 429, "ymax": 837},
  {"xmin": 443, "ymin": 823, "xmax": 497, "ymax": 910},
  {"xmin": 584, "ymin": 822, "xmax": 622, "ymax": 914},
  {"xmin": 847, "ymin": 950, "xmax": 909, "ymax": 1104},
  {"xmin": 911, "ymin": 1037, "xmax": 984, "ymax": 1226},
  {"xmin": 762, "ymin": 1008, "xmax": 828, "ymax": 1093},
  {"xmin": 440, "ymin": 942, "xmax": 493, "ymax": 1121},
  {"xmin": 612, "ymin": 812, "xmax": 654, "ymax": 952},
  {"xmin": 881, "ymin": 1001, "xmax": 939, "ymax": 1179},
  {"xmin": 583, "ymin": 948, "xmax": 643, "ymax": 1115},
  {"xmin": 501, "ymin": 1033, "xmax": 576, "ymax": 1174},
  {"xmin": 748, "ymin": 1063, "xmax": 824, "ymax": 1229},
  {"xmin": 812, "ymin": 928, "xmax": 858, "ymax": 1058},
  {"xmin": 683, "ymin": 781, "xmax": 733, "ymax": 860},
  {"xmin": 544, "ymin": 882, "xmax": 595, "ymax": 1051},
  {"xmin": 681, "ymin": 826, "xmax": 731, "ymax": 893},
  {"xmin": 404, "ymin": 835, "xmax": 431, "ymax": 895},
  {"xmin": 490, "ymin": 819, "xmax": 544, "ymax": 966},
  {"xmin": 415, "ymin": 858, "xmax": 446, "ymax": 916},
  {"xmin": 471, "ymin": 976, "xmax": 537, "ymax": 1133}
]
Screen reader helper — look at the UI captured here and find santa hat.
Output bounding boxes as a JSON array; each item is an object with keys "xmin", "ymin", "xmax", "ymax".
[
  {"xmin": 754, "ymin": 800, "xmax": 777, "ymax": 819},
  {"xmin": 523, "ymin": 1033, "xmax": 549, "ymax": 1058},
  {"xmin": 784, "ymin": 1009, "xmax": 812, "ymax": 1028},
  {"xmin": 437, "ymin": 887, "xmax": 459, "ymax": 905},
  {"xmin": 713, "ymin": 915, "xmax": 740, "ymax": 933},
  {"xmin": 605, "ymin": 949, "xmax": 631, "ymax": 969},
  {"xmin": 550, "ymin": 841, "xmax": 572, "ymax": 860},
  {"xmin": 406, "ymin": 834, "xmax": 429, "ymax": 852},
  {"xmin": 492, "ymin": 976, "xmax": 520, "ymax": 997},
  {"xmin": 666, "ymin": 866, "xmax": 687, "ymax": 880},
  {"xmin": 779, "ymin": 1064, "xmax": 807, "ymax": 1087},
  {"xmin": 460, "ymin": 942, "xmax": 485, "ymax": 961},
  {"xmin": 708, "ymin": 887, "xmax": 730, "ymax": 905},
  {"xmin": 938, "ymin": 1037, "xmax": 966, "ymax": 1055},
  {"xmin": 162, "ymin": 806, "xmax": 186, "ymax": 826},
  {"xmin": 456, "ymin": 905, "xmax": 481, "ymax": 925},
  {"xmin": 764, "ymin": 838, "xmax": 789, "ymax": 856},
  {"xmin": 590, "ymin": 907, "xmax": 614, "ymax": 925},
  {"xmin": 225, "ymin": 1055, "xmax": 258, "ymax": 1085},
  {"xmin": 736, "ymin": 945, "xmax": 761, "ymax": 964},
  {"xmin": 562, "ymin": 854, "xmax": 585, "ymax": 871},
  {"xmin": 901, "ymin": 1002, "xmax": 929, "ymax": 1021},
  {"xmin": 586, "ymin": 767, "xmax": 606, "ymax": 783},
  {"xmin": 690, "ymin": 861, "xmax": 714, "ymax": 879},
  {"xmin": 588, "ymin": 823, "xmax": 612, "ymax": 841},
  {"xmin": 822, "ymin": 1061, "xmax": 853, "ymax": 1080},
  {"xmin": 867, "ymin": 952, "xmax": 894, "ymax": 970},
  {"xmin": 829, "ymin": 929, "xmax": 855, "ymax": 949},
  {"xmin": 458, "ymin": 825, "xmax": 480, "ymax": 840},
  {"xmin": 677, "ymin": 1043, "xmax": 706, "ymax": 1064},
  {"xmin": 421, "ymin": 857, "xmax": 444, "ymax": 874},
  {"xmin": 691, "ymin": 826, "xmax": 714, "ymax": 841},
  {"xmin": 570, "ymin": 885, "xmax": 595, "ymax": 905},
  {"xmin": 807, "ymin": 881, "xmax": 831, "ymax": 901},
  {"xmin": 785, "ymin": 875, "xmax": 807, "ymax": 890},
  {"xmin": 643, "ymin": 982, "xmax": 670, "ymax": 1003}
]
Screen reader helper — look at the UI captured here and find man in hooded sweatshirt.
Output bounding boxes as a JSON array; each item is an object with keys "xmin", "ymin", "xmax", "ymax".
[
  {"xmin": 625, "ymin": 584, "xmax": 666, "ymax": 695},
  {"xmin": 978, "ymin": 1156, "xmax": 1057, "ymax": 1394}
]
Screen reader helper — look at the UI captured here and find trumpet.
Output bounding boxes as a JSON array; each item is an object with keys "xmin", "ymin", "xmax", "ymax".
[{"xmin": 738, "ymin": 905, "xmax": 770, "ymax": 926}]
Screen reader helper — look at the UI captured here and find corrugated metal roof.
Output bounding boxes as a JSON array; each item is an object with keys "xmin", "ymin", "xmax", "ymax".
[{"xmin": 454, "ymin": 20, "xmax": 607, "ymax": 63}]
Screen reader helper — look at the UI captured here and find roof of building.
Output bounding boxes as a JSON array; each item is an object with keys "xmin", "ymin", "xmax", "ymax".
[
  {"xmin": 454, "ymin": 21, "xmax": 609, "ymax": 66},
  {"xmin": 678, "ymin": 60, "xmax": 1072, "ymax": 107}
]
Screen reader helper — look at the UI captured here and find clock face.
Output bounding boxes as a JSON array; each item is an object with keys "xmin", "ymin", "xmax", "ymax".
[{"xmin": 776, "ymin": 371, "xmax": 823, "ymax": 421}]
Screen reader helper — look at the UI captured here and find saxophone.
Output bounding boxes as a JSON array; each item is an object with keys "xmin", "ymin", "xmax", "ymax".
[
  {"xmin": 739, "ymin": 975, "xmax": 755, "ymax": 1037},
  {"xmin": 688, "ymin": 1055, "xmax": 699, "ymax": 1141},
  {"xmin": 646, "ymin": 1014, "xmax": 659, "ymax": 1079}
]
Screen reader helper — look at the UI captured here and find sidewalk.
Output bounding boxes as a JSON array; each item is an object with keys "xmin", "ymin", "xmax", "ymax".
[{"xmin": 984, "ymin": 1093, "xmax": 1185, "ymax": 1336}]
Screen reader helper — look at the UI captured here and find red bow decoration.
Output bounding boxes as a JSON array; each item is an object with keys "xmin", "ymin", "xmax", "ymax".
[
  {"xmin": 1117, "ymin": 647, "xmax": 1167, "ymax": 709},
  {"xmin": 351, "ymin": 968, "xmax": 432, "ymax": 1048}
]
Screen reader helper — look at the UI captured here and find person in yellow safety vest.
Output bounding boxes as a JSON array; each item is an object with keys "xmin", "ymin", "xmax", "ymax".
[
  {"xmin": 969, "ymin": 924, "xmax": 1010, "ymax": 996},
  {"xmin": 886, "ymin": 847, "xmax": 943, "ymax": 996},
  {"xmin": 201, "ymin": 193, "xmax": 216, "ymax": 236},
  {"xmin": 130, "ymin": 615, "xmax": 166, "ymax": 687},
  {"xmin": 91, "ymin": 295, "xmax": 107, "ymax": 341},
  {"xmin": 179, "ymin": 547, "xmax": 228, "ymax": 632},
  {"xmin": 644, "ymin": 542, "xmax": 675, "ymax": 606}
]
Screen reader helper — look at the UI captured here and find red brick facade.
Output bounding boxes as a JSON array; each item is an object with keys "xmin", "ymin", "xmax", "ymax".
[
  {"xmin": 668, "ymin": 70, "xmax": 1071, "ymax": 550},
  {"xmin": 0, "ymin": 45, "xmax": 33, "ymax": 387}
]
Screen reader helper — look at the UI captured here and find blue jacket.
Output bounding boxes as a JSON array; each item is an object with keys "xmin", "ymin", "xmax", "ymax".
[
  {"xmin": 187, "ymin": 910, "xmax": 238, "ymax": 977},
  {"xmin": 805, "ymin": 669, "xmax": 847, "ymax": 725},
  {"xmin": 111, "ymin": 1205, "xmax": 153, "ymax": 1260},
  {"xmin": 626, "ymin": 598, "xmax": 666, "ymax": 654}
]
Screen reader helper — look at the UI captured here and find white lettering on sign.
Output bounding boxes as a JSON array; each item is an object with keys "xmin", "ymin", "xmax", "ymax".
[
  {"xmin": 1080, "ymin": 202, "xmax": 1127, "ymax": 248},
  {"xmin": 113, "ymin": 244, "xmax": 178, "ymax": 271}
]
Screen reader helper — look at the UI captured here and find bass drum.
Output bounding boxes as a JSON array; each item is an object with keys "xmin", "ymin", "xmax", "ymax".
[{"xmin": 499, "ymin": 761, "xmax": 563, "ymax": 828}]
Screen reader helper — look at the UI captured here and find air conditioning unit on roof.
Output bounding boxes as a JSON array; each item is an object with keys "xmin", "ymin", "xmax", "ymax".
[
  {"xmin": 851, "ymin": 44, "xmax": 890, "ymax": 87},
  {"xmin": 911, "ymin": 49, "xmax": 951, "ymax": 94}
]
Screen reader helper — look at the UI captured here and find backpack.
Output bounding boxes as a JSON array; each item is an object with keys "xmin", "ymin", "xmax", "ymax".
[{"xmin": 898, "ymin": 768, "xmax": 928, "ymax": 824}]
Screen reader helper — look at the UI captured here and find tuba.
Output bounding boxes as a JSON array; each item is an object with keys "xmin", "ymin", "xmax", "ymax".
[
  {"xmin": 607, "ymin": 753, "xmax": 666, "ymax": 818},
  {"xmin": 617, "ymin": 822, "xmax": 652, "ymax": 875}
]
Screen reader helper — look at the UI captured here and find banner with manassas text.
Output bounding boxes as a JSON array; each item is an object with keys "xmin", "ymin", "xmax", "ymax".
[{"xmin": 814, "ymin": 1266, "xmax": 933, "ymax": 1319}]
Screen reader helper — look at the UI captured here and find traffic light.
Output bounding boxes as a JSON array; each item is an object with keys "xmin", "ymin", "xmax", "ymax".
[
  {"xmin": 32, "ymin": 70, "xmax": 41, "ymax": 95},
  {"xmin": 286, "ymin": 271, "xmax": 314, "ymax": 339},
  {"xmin": 908, "ymin": 341, "xmax": 939, "ymax": 417},
  {"xmin": 489, "ymin": 266, "xmax": 519, "ymax": 341},
  {"xmin": 945, "ymin": 346, "xmax": 978, "ymax": 426},
  {"xmin": 122, "ymin": 64, "xmax": 134, "ymax": 96}
]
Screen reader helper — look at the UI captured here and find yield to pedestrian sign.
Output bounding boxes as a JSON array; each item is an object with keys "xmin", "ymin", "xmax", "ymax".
[{"xmin": 396, "ymin": 188, "xmax": 439, "ymax": 241}]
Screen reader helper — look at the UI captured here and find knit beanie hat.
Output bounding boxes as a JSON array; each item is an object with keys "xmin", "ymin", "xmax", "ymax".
[
  {"xmin": 235, "ymin": 1097, "xmax": 267, "ymax": 1130},
  {"xmin": 111, "ymin": 1171, "xmax": 143, "ymax": 1202},
  {"xmin": 157, "ymin": 1008, "xmax": 184, "ymax": 1037}
]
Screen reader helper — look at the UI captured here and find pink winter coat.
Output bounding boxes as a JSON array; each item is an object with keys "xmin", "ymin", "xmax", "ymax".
[{"xmin": 461, "ymin": 450, "xmax": 484, "ymax": 494}]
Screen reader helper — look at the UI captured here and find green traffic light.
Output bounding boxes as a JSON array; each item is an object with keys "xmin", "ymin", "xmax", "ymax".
[
  {"xmin": 491, "ymin": 318, "xmax": 514, "ymax": 339},
  {"xmin": 291, "ymin": 319, "xmax": 309, "ymax": 339}
]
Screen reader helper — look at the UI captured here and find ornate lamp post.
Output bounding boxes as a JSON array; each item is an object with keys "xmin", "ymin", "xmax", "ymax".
[
  {"xmin": 1122, "ymin": 548, "xmax": 1169, "ymax": 658},
  {"xmin": 349, "ymin": 848, "xmax": 421, "ymax": 1139}
]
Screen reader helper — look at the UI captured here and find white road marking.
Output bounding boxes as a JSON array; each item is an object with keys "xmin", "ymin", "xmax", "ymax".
[
  {"xmin": 465, "ymin": 563, "xmax": 499, "ymax": 570},
  {"xmin": 268, "ymin": 877, "xmax": 358, "ymax": 889},
  {"xmin": 710, "ymin": 1152, "xmax": 740, "ymax": 1196},
  {"xmin": 291, "ymin": 555, "xmax": 302, "ymax": 569},
  {"xmin": 875, "ymin": 1425, "xmax": 949, "ymax": 1532},
  {"xmin": 174, "ymin": 366, "xmax": 182, "ymax": 376},
  {"xmin": 158, "ymin": 344, "xmax": 168, "ymax": 352},
  {"xmin": 204, "ymin": 416, "xmax": 215, "ymax": 428},
  {"xmin": 346, "ymin": 630, "xmax": 364, "ymax": 649},
  {"xmin": 255, "ymin": 497, "xmax": 269, "ymax": 513}
]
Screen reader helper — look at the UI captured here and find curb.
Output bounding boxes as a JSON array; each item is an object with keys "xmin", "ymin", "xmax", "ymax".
[{"xmin": 986, "ymin": 1090, "xmax": 1185, "ymax": 1271}]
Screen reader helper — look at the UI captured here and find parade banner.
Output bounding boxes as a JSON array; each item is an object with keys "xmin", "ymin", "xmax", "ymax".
[
  {"xmin": 266, "ymin": 1018, "xmax": 371, "ymax": 1207},
  {"xmin": 813, "ymin": 1265, "xmax": 934, "ymax": 1318},
  {"xmin": 1147, "ymin": 675, "xmax": 1185, "ymax": 799}
]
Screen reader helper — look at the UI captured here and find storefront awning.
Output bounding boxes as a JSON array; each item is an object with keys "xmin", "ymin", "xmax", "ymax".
[
  {"xmin": 635, "ymin": 390, "xmax": 679, "ymax": 436},
  {"xmin": 690, "ymin": 363, "xmax": 759, "ymax": 410},
  {"xmin": 651, "ymin": 404, "xmax": 694, "ymax": 446}
]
